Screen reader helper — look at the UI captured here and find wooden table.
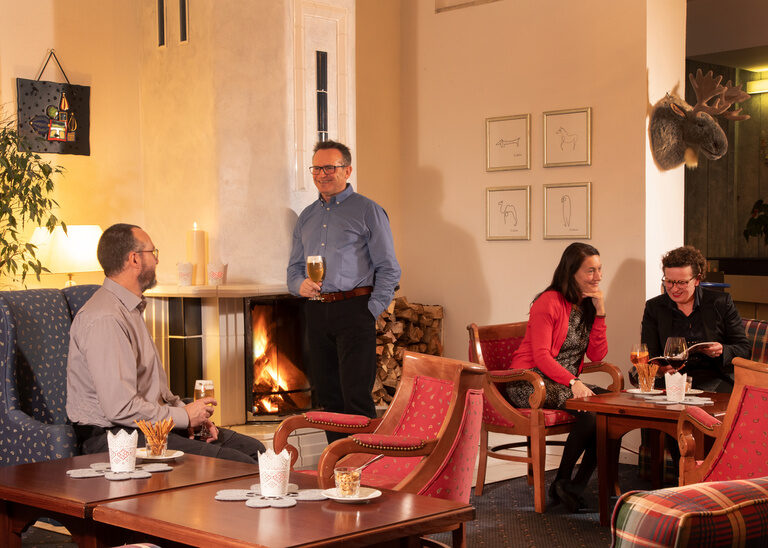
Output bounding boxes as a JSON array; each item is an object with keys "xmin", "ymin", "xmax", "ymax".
[
  {"xmin": 566, "ymin": 391, "xmax": 730, "ymax": 526},
  {"xmin": 92, "ymin": 472, "xmax": 476, "ymax": 547},
  {"xmin": 0, "ymin": 452, "xmax": 259, "ymax": 547}
]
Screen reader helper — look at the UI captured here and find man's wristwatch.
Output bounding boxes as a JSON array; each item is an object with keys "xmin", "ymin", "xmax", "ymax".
[{"xmin": 569, "ymin": 378, "xmax": 578, "ymax": 387}]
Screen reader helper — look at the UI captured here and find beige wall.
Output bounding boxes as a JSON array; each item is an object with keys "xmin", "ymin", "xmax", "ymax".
[
  {"xmin": 356, "ymin": 0, "xmax": 685, "ymax": 372},
  {"xmin": 0, "ymin": 0, "xmax": 143, "ymax": 287}
]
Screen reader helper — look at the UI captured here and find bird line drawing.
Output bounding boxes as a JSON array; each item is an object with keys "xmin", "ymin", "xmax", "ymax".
[
  {"xmin": 498, "ymin": 200, "xmax": 518, "ymax": 226},
  {"xmin": 561, "ymin": 195, "xmax": 572, "ymax": 227},
  {"xmin": 556, "ymin": 127, "xmax": 577, "ymax": 151}
]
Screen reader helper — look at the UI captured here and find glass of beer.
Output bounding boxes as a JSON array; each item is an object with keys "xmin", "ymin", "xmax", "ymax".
[
  {"xmin": 193, "ymin": 379, "xmax": 215, "ymax": 440},
  {"xmin": 306, "ymin": 255, "xmax": 326, "ymax": 301}
]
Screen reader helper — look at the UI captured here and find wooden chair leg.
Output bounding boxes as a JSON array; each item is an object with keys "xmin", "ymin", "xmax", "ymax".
[
  {"xmin": 531, "ymin": 429, "xmax": 546, "ymax": 513},
  {"xmin": 452, "ymin": 523, "xmax": 466, "ymax": 548},
  {"xmin": 526, "ymin": 438, "xmax": 534, "ymax": 485},
  {"xmin": 474, "ymin": 426, "xmax": 489, "ymax": 496}
]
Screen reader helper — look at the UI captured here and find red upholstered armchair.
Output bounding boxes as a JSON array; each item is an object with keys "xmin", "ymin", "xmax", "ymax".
[
  {"xmin": 273, "ymin": 351, "xmax": 486, "ymax": 548},
  {"xmin": 678, "ymin": 357, "xmax": 768, "ymax": 485},
  {"xmin": 467, "ymin": 322, "xmax": 623, "ymax": 513}
]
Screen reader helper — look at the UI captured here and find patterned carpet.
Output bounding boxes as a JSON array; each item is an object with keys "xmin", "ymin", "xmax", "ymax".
[{"xmin": 428, "ymin": 464, "xmax": 654, "ymax": 547}]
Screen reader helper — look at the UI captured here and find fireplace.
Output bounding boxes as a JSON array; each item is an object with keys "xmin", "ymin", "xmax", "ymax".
[{"xmin": 244, "ymin": 295, "xmax": 312, "ymax": 422}]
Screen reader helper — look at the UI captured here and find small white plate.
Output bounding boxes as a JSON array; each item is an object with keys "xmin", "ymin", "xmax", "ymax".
[
  {"xmin": 321, "ymin": 487, "xmax": 382, "ymax": 504},
  {"xmin": 626, "ymin": 388, "xmax": 663, "ymax": 395},
  {"xmin": 136, "ymin": 448, "xmax": 184, "ymax": 461}
]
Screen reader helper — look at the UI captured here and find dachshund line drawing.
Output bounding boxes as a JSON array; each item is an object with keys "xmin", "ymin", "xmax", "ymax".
[
  {"xmin": 495, "ymin": 137, "xmax": 520, "ymax": 148},
  {"xmin": 556, "ymin": 127, "xmax": 577, "ymax": 151},
  {"xmin": 498, "ymin": 200, "xmax": 518, "ymax": 226},
  {"xmin": 561, "ymin": 195, "xmax": 572, "ymax": 227}
]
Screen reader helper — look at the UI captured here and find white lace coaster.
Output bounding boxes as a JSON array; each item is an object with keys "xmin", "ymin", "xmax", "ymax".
[
  {"xmin": 245, "ymin": 496, "xmax": 297, "ymax": 508},
  {"xmin": 104, "ymin": 472, "xmax": 132, "ymax": 481},
  {"xmin": 66, "ymin": 469, "xmax": 104, "ymax": 478},
  {"xmin": 215, "ymin": 489, "xmax": 257, "ymax": 501},
  {"xmin": 141, "ymin": 463, "xmax": 173, "ymax": 473}
]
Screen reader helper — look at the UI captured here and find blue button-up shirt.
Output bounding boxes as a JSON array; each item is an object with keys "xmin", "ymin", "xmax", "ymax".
[{"xmin": 287, "ymin": 184, "xmax": 401, "ymax": 318}]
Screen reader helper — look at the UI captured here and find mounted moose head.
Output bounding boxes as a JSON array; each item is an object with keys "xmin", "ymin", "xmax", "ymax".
[{"xmin": 649, "ymin": 69, "xmax": 751, "ymax": 170}]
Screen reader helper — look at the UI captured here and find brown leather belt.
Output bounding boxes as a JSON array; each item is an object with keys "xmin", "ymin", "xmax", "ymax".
[{"xmin": 318, "ymin": 286, "xmax": 373, "ymax": 303}]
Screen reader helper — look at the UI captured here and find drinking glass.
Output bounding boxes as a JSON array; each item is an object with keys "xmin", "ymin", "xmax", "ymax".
[
  {"xmin": 663, "ymin": 337, "xmax": 688, "ymax": 370},
  {"xmin": 193, "ymin": 379, "xmax": 215, "ymax": 440},
  {"xmin": 631, "ymin": 343, "xmax": 654, "ymax": 392},
  {"xmin": 630, "ymin": 343, "xmax": 649, "ymax": 368},
  {"xmin": 306, "ymin": 256, "xmax": 326, "ymax": 301}
]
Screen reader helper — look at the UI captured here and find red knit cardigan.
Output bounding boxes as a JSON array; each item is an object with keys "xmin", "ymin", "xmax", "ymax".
[{"xmin": 509, "ymin": 290, "xmax": 607, "ymax": 386}]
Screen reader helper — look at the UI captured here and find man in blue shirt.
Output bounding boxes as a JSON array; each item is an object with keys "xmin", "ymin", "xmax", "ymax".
[{"xmin": 287, "ymin": 141, "xmax": 401, "ymax": 442}]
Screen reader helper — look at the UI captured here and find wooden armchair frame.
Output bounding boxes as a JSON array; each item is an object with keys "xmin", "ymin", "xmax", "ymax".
[
  {"xmin": 678, "ymin": 357, "xmax": 768, "ymax": 485},
  {"xmin": 468, "ymin": 321, "xmax": 623, "ymax": 513}
]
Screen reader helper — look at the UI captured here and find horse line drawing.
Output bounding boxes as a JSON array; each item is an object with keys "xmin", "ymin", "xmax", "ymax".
[{"xmin": 556, "ymin": 127, "xmax": 577, "ymax": 151}]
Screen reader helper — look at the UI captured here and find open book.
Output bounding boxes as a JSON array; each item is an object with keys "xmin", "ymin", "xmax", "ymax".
[{"xmin": 648, "ymin": 342, "xmax": 718, "ymax": 367}]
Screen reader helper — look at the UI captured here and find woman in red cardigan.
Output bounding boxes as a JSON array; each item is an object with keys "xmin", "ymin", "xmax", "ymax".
[{"xmin": 506, "ymin": 242, "xmax": 607, "ymax": 512}]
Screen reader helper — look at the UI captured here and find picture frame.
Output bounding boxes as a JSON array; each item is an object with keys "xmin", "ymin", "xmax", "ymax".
[
  {"xmin": 543, "ymin": 107, "xmax": 591, "ymax": 167},
  {"xmin": 486, "ymin": 114, "xmax": 531, "ymax": 171},
  {"xmin": 543, "ymin": 182, "xmax": 591, "ymax": 239},
  {"xmin": 486, "ymin": 185, "xmax": 531, "ymax": 240}
]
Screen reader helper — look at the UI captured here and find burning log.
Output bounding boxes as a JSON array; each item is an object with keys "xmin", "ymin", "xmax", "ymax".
[{"xmin": 372, "ymin": 296, "xmax": 443, "ymax": 408}]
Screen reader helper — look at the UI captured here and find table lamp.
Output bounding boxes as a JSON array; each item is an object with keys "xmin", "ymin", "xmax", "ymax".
[{"xmin": 29, "ymin": 225, "xmax": 103, "ymax": 286}]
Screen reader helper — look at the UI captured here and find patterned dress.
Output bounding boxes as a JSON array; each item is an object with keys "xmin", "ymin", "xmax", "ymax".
[{"xmin": 506, "ymin": 305, "xmax": 589, "ymax": 409}]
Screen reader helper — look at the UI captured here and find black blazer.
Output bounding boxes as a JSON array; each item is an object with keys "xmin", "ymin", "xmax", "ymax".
[{"xmin": 641, "ymin": 287, "xmax": 749, "ymax": 388}]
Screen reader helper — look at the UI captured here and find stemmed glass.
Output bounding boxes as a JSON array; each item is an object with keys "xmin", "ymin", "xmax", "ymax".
[
  {"xmin": 663, "ymin": 337, "xmax": 688, "ymax": 370},
  {"xmin": 193, "ymin": 379, "xmax": 215, "ymax": 440},
  {"xmin": 306, "ymin": 256, "xmax": 326, "ymax": 301}
]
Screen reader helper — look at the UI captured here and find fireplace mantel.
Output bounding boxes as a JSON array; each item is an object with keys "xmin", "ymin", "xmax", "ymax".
[{"xmin": 144, "ymin": 283, "xmax": 293, "ymax": 427}]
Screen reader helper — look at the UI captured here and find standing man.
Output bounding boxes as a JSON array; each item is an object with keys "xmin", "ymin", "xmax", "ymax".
[
  {"xmin": 287, "ymin": 141, "xmax": 401, "ymax": 442},
  {"xmin": 67, "ymin": 223, "xmax": 265, "ymax": 463}
]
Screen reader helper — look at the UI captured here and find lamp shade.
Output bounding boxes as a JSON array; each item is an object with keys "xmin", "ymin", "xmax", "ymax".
[{"xmin": 30, "ymin": 225, "xmax": 103, "ymax": 276}]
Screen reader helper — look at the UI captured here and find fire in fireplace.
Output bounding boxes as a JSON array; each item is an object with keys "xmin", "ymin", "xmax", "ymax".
[{"xmin": 245, "ymin": 296, "xmax": 311, "ymax": 421}]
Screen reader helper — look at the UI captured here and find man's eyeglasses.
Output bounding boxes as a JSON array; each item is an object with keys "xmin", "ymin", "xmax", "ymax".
[
  {"xmin": 662, "ymin": 276, "xmax": 695, "ymax": 288},
  {"xmin": 308, "ymin": 164, "xmax": 348, "ymax": 175},
  {"xmin": 137, "ymin": 248, "xmax": 159, "ymax": 260}
]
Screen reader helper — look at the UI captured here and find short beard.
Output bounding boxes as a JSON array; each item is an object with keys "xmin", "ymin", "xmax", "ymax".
[{"xmin": 138, "ymin": 268, "xmax": 157, "ymax": 292}]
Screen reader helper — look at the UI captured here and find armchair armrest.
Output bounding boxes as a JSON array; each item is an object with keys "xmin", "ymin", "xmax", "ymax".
[
  {"xmin": 317, "ymin": 434, "xmax": 438, "ymax": 489},
  {"xmin": 487, "ymin": 369, "xmax": 546, "ymax": 408},
  {"xmin": 581, "ymin": 361, "xmax": 624, "ymax": 392},
  {"xmin": 677, "ymin": 405, "xmax": 722, "ymax": 484},
  {"xmin": 273, "ymin": 412, "xmax": 381, "ymax": 469},
  {"xmin": 7, "ymin": 409, "xmax": 77, "ymax": 462}
]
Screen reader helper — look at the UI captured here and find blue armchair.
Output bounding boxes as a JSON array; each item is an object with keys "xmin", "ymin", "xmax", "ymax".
[{"xmin": 0, "ymin": 285, "xmax": 99, "ymax": 465}]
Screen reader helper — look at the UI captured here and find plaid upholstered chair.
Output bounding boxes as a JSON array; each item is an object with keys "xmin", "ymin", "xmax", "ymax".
[
  {"xmin": 467, "ymin": 321, "xmax": 623, "ymax": 513},
  {"xmin": 274, "ymin": 351, "xmax": 485, "ymax": 548},
  {"xmin": 677, "ymin": 356, "xmax": 768, "ymax": 485},
  {"xmin": 0, "ymin": 285, "xmax": 99, "ymax": 465}
]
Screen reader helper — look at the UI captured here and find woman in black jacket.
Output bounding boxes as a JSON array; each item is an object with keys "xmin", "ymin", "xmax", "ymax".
[{"xmin": 640, "ymin": 246, "xmax": 749, "ymax": 393}]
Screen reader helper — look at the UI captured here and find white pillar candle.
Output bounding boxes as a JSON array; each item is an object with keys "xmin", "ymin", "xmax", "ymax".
[{"xmin": 186, "ymin": 222, "xmax": 207, "ymax": 285}]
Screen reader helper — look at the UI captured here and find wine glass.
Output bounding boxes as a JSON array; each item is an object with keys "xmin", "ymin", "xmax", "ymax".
[
  {"xmin": 193, "ymin": 379, "xmax": 215, "ymax": 440},
  {"xmin": 663, "ymin": 337, "xmax": 688, "ymax": 370},
  {"xmin": 306, "ymin": 255, "xmax": 326, "ymax": 301}
]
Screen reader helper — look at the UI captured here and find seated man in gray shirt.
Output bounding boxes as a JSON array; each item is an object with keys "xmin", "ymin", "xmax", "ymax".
[{"xmin": 67, "ymin": 223, "xmax": 264, "ymax": 463}]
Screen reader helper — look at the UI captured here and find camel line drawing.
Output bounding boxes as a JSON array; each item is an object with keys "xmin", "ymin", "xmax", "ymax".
[
  {"xmin": 498, "ymin": 200, "xmax": 518, "ymax": 226},
  {"xmin": 495, "ymin": 137, "xmax": 520, "ymax": 148}
]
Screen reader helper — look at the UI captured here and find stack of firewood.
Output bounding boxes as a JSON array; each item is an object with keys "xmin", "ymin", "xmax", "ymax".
[{"xmin": 372, "ymin": 296, "xmax": 443, "ymax": 407}]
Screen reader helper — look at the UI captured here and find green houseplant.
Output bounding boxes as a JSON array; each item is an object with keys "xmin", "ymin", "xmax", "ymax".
[
  {"xmin": 0, "ymin": 114, "xmax": 66, "ymax": 285},
  {"xmin": 744, "ymin": 199, "xmax": 768, "ymax": 245}
]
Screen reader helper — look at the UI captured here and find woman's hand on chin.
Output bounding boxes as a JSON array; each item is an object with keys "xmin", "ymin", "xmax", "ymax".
[{"xmin": 581, "ymin": 289, "xmax": 605, "ymax": 316}]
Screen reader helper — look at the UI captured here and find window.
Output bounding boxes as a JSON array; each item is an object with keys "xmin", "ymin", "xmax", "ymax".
[
  {"xmin": 316, "ymin": 51, "xmax": 328, "ymax": 142},
  {"xmin": 157, "ymin": 0, "xmax": 166, "ymax": 47},
  {"xmin": 179, "ymin": 0, "xmax": 188, "ymax": 42}
]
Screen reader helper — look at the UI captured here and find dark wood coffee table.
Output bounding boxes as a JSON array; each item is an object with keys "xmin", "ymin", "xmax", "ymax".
[
  {"xmin": 566, "ymin": 391, "xmax": 730, "ymax": 526},
  {"xmin": 92, "ymin": 472, "xmax": 475, "ymax": 547},
  {"xmin": 0, "ymin": 452, "xmax": 259, "ymax": 547}
]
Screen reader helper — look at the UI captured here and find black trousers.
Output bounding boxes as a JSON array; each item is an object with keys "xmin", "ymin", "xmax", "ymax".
[
  {"xmin": 556, "ymin": 385, "xmax": 610, "ymax": 489},
  {"xmin": 75, "ymin": 425, "xmax": 265, "ymax": 465},
  {"xmin": 305, "ymin": 295, "xmax": 377, "ymax": 443}
]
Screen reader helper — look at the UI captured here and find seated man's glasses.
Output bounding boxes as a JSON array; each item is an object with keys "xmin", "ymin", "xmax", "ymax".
[
  {"xmin": 308, "ymin": 164, "xmax": 347, "ymax": 175},
  {"xmin": 137, "ymin": 248, "xmax": 160, "ymax": 260},
  {"xmin": 661, "ymin": 276, "xmax": 695, "ymax": 288}
]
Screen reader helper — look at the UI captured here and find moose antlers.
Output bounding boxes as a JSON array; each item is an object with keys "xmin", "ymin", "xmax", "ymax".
[{"xmin": 689, "ymin": 69, "xmax": 751, "ymax": 121}]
